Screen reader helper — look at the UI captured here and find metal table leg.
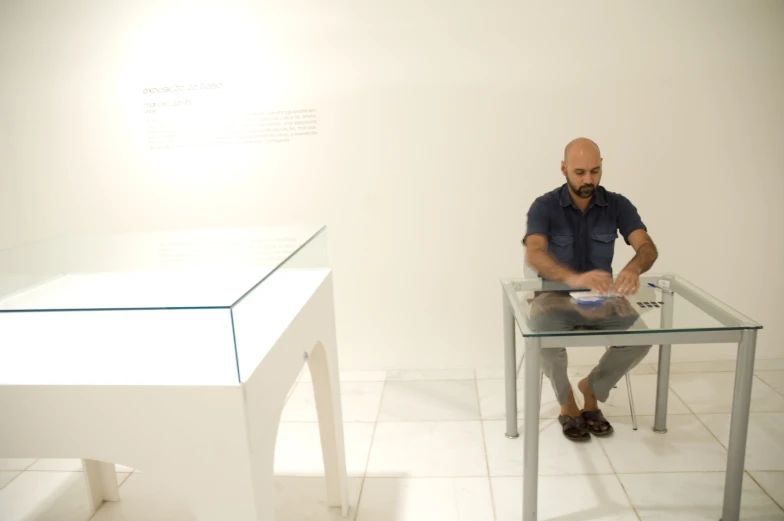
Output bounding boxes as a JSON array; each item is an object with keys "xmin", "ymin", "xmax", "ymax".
[
  {"xmin": 654, "ymin": 286, "xmax": 675, "ymax": 433},
  {"xmin": 503, "ymin": 288, "xmax": 519, "ymax": 439},
  {"xmin": 523, "ymin": 337, "xmax": 542, "ymax": 521},
  {"xmin": 721, "ymin": 329, "xmax": 758, "ymax": 521},
  {"xmin": 625, "ymin": 372, "xmax": 638, "ymax": 430}
]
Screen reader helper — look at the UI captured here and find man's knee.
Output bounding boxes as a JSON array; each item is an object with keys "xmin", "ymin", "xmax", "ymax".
[
  {"xmin": 541, "ymin": 347, "xmax": 567, "ymax": 363},
  {"xmin": 611, "ymin": 344, "xmax": 652, "ymax": 364},
  {"xmin": 540, "ymin": 348, "xmax": 568, "ymax": 376},
  {"xmin": 612, "ymin": 344, "xmax": 652, "ymax": 352}
]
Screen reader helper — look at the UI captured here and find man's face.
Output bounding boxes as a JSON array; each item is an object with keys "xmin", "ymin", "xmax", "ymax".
[{"xmin": 561, "ymin": 149, "xmax": 602, "ymax": 199}]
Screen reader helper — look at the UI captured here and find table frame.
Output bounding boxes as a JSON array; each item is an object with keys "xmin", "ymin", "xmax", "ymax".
[{"xmin": 501, "ymin": 274, "xmax": 760, "ymax": 521}]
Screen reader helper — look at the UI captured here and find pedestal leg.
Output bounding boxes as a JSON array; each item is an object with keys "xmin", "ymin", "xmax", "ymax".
[
  {"xmin": 308, "ymin": 341, "xmax": 349, "ymax": 517},
  {"xmin": 503, "ymin": 288, "xmax": 519, "ymax": 439},
  {"xmin": 82, "ymin": 459, "xmax": 119, "ymax": 512},
  {"xmin": 721, "ymin": 329, "xmax": 757, "ymax": 521},
  {"xmin": 523, "ymin": 337, "xmax": 541, "ymax": 521},
  {"xmin": 654, "ymin": 286, "xmax": 674, "ymax": 433}
]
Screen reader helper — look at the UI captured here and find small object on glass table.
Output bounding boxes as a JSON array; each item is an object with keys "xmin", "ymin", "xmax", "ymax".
[{"xmin": 569, "ymin": 291, "xmax": 620, "ymax": 306}]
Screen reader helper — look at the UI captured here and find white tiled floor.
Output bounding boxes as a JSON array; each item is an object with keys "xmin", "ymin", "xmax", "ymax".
[
  {"xmin": 758, "ymin": 371, "xmax": 784, "ymax": 394},
  {"xmin": 751, "ymin": 472, "xmax": 784, "ymax": 508},
  {"xmin": 619, "ymin": 472, "xmax": 784, "ymax": 521},
  {"xmin": 756, "ymin": 359, "xmax": 784, "ymax": 372},
  {"xmin": 3, "ymin": 362, "xmax": 784, "ymax": 521},
  {"xmin": 367, "ymin": 421, "xmax": 488, "ymax": 477},
  {"xmin": 651, "ymin": 360, "xmax": 740, "ymax": 373},
  {"xmin": 0, "ymin": 471, "xmax": 131, "ymax": 521},
  {"xmin": 0, "ymin": 459, "xmax": 36, "ymax": 472},
  {"xmin": 385, "ymin": 368, "xmax": 476, "ymax": 381},
  {"xmin": 0, "ymin": 472, "xmax": 20, "ymax": 490},
  {"xmin": 356, "ymin": 477, "xmax": 495, "ymax": 521},
  {"xmin": 378, "ymin": 380, "xmax": 481, "ymax": 421},
  {"xmin": 668, "ymin": 373, "xmax": 784, "ymax": 414},
  {"xmin": 597, "ymin": 415, "xmax": 729, "ymax": 474},
  {"xmin": 482, "ymin": 419, "xmax": 616, "ymax": 476},
  {"xmin": 476, "ymin": 377, "xmax": 564, "ymax": 420},
  {"xmin": 492, "ymin": 475, "xmax": 639, "ymax": 521},
  {"xmin": 282, "ymin": 381, "xmax": 385, "ymax": 422},
  {"xmin": 274, "ymin": 422, "xmax": 376, "ymax": 477},
  {"xmin": 699, "ymin": 413, "xmax": 784, "ymax": 471}
]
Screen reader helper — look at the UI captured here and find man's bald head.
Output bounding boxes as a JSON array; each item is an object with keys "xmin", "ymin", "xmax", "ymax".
[
  {"xmin": 564, "ymin": 137, "xmax": 601, "ymax": 163},
  {"xmin": 561, "ymin": 137, "xmax": 603, "ymax": 200}
]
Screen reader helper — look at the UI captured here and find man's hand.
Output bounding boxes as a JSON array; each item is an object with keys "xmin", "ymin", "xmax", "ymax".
[
  {"xmin": 613, "ymin": 267, "xmax": 640, "ymax": 296},
  {"xmin": 566, "ymin": 270, "xmax": 613, "ymax": 294}
]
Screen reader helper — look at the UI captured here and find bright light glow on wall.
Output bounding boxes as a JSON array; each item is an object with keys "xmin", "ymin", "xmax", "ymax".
[{"xmin": 121, "ymin": 3, "xmax": 297, "ymax": 179}]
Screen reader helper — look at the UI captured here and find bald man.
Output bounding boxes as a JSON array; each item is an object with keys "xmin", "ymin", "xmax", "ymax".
[{"xmin": 522, "ymin": 138, "xmax": 659, "ymax": 441}]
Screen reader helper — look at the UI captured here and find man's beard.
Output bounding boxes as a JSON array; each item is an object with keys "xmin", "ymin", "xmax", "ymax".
[{"xmin": 569, "ymin": 181, "xmax": 595, "ymax": 199}]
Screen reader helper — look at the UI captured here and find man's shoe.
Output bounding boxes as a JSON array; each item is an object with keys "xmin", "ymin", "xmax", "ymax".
[
  {"xmin": 581, "ymin": 409, "xmax": 614, "ymax": 436},
  {"xmin": 558, "ymin": 414, "xmax": 590, "ymax": 441}
]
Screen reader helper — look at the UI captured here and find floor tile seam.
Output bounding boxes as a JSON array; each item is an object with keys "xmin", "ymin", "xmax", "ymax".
[
  {"xmin": 351, "ymin": 378, "xmax": 388, "ymax": 521},
  {"xmin": 744, "ymin": 470, "xmax": 784, "ymax": 513},
  {"xmin": 474, "ymin": 374, "xmax": 498, "ymax": 521}
]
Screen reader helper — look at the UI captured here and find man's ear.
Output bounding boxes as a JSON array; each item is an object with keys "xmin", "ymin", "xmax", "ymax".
[{"xmin": 561, "ymin": 161, "xmax": 567, "ymax": 176}]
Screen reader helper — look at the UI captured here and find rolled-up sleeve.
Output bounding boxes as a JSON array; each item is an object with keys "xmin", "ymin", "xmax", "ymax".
[
  {"xmin": 522, "ymin": 198, "xmax": 549, "ymax": 245},
  {"xmin": 617, "ymin": 195, "xmax": 647, "ymax": 244}
]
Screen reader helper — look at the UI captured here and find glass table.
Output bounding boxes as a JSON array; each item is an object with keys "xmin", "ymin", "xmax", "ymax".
[
  {"xmin": 500, "ymin": 273, "xmax": 762, "ymax": 521},
  {"xmin": 0, "ymin": 224, "xmax": 329, "ymax": 384},
  {"xmin": 0, "ymin": 225, "xmax": 349, "ymax": 520}
]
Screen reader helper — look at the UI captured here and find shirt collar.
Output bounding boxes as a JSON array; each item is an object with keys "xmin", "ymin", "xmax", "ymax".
[{"xmin": 559, "ymin": 183, "xmax": 608, "ymax": 209}]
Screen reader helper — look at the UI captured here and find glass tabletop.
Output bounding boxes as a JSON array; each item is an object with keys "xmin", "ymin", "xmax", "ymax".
[
  {"xmin": 0, "ymin": 225, "xmax": 327, "ymax": 312},
  {"xmin": 501, "ymin": 274, "xmax": 761, "ymax": 338},
  {"xmin": 0, "ymin": 225, "xmax": 332, "ymax": 385}
]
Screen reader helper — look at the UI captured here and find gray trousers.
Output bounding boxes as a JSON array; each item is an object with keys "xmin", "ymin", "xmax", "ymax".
[{"xmin": 528, "ymin": 292, "xmax": 651, "ymax": 405}]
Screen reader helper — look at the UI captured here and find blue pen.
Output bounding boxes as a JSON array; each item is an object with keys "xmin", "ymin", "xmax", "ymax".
[{"xmin": 647, "ymin": 282, "xmax": 674, "ymax": 294}]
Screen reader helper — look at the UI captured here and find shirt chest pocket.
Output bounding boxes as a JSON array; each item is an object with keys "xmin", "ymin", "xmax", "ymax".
[
  {"xmin": 591, "ymin": 230, "xmax": 618, "ymax": 264},
  {"xmin": 548, "ymin": 234, "xmax": 575, "ymax": 265}
]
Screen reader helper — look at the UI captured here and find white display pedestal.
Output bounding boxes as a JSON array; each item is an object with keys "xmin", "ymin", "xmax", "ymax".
[{"xmin": 0, "ymin": 226, "xmax": 348, "ymax": 521}]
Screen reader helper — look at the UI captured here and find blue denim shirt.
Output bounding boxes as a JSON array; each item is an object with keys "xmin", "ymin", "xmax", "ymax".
[{"xmin": 523, "ymin": 184, "xmax": 646, "ymax": 275}]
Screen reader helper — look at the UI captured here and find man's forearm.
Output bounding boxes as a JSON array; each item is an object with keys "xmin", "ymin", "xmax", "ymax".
[
  {"xmin": 624, "ymin": 241, "xmax": 658, "ymax": 274},
  {"xmin": 526, "ymin": 248, "xmax": 578, "ymax": 284}
]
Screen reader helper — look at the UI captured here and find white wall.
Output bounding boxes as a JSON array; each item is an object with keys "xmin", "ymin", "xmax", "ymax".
[{"xmin": 1, "ymin": 0, "xmax": 782, "ymax": 369}]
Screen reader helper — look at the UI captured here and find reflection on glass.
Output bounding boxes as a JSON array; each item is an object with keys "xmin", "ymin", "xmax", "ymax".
[
  {"xmin": 527, "ymin": 292, "xmax": 644, "ymax": 334},
  {"xmin": 0, "ymin": 225, "xmax": 325, "ymax": 311},
  {"xmin": 504, "ymin": 274, "xmax": 761, "ymax": 337}
]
